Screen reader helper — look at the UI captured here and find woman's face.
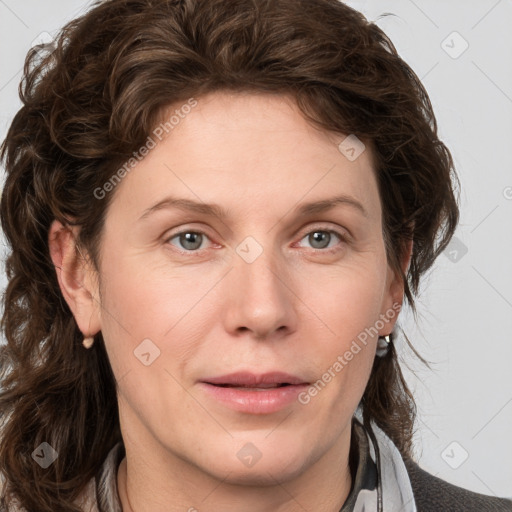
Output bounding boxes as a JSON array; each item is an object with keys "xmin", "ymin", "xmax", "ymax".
[{"xmin": 86, "ymin": 92, "xmax": 404, "ymax": 483}]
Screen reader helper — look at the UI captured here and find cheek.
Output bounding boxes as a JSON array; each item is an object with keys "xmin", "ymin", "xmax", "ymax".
[
  {"xmin": 298, "ymin": 258, "xmax": 386, "ymax": 396},
  {"xmin": 97, "ymin": 248, "xmax": 218, "ymax": 375},
  {"xmin": 310, "ymin": 257, "xmax": 388, "ymax": 337},
  {"xmin": 100, "ymin": 245, "xmax": 181, "ymax": 331}
]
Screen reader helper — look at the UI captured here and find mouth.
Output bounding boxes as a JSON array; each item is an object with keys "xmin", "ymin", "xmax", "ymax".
[
  {"xmin": 201, "ymin": 371, "xmax": 309, "ymax": 388},
  {"xmin": 212, "ymin": 383, "xmax": 294, "ymax": 390},
  {"xmin": 198, "ymin": 371, "xmax": 309, "ymax": 414}
]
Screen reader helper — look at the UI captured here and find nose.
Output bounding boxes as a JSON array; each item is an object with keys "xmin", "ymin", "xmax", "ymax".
[{"xmin": 222, "ymin": 243, "xmax": 298, "ymax": 340}]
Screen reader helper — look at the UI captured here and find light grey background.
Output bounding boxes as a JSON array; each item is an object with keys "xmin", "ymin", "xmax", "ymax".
[{"xmin": 1, "ymin": 0, "xmax": 511, "ymax": 499}]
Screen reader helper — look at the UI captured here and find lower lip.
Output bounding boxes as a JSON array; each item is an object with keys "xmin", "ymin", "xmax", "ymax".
[{"xmin": 198, "ymin": 383, "xmax": 309, "ymax": 414}]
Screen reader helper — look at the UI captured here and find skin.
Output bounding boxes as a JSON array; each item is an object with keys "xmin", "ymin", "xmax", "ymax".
[{"xmin": 49, "ymin": 91, "xmax": 410, "ymax": 512}]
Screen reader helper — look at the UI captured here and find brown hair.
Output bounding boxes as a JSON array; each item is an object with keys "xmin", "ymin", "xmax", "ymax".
[{"xmin": 0, "ymin": 0, "xmax": 458, "ymax": 509}]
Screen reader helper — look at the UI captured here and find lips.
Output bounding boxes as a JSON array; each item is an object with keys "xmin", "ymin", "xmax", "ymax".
[
  {"xmin": 201, "ymin": 371, "xmax": 309, "ymax": 388},
  {"xmin": 198, "ymin": 371, "xmax": 310, "ymax": 414}
]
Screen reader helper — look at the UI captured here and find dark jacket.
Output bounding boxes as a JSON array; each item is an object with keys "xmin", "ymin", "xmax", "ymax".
[{"xmin": 404, "ymin": 458, "xmax": 512, "ymax": 511}]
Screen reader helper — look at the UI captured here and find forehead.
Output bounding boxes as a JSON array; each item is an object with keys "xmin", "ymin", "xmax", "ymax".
[{"xmin": 104, "ymin": 91, "xmax": 380, "ymax": 225}]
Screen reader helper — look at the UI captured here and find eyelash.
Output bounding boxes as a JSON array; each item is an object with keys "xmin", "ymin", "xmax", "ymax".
[{"xmin": 165, "ymin": 226, "xmax": 348, "ymax": 255}]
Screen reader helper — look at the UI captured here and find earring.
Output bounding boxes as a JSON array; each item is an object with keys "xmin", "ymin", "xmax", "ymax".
[
  {"xmin": 83, "ymin": 336, "xmax": 95, "ymax": 349},
  {"xmin": 376, "ymin": 333, "xmax": 392, "ymax": 357}
]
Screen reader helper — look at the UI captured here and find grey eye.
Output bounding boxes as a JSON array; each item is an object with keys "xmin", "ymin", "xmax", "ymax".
[
  {"xmin": 170, "ymin": 232, "xmax": 205, "ymax": 251},
  {"xmin": 307, "ymin": 231, "xmax": 332, "ymax": 249}
]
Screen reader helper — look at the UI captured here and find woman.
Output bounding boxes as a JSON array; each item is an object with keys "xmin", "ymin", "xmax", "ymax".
[{"xmin": 0, "ymin": 0, "xmax": 510, "ymax": 510}]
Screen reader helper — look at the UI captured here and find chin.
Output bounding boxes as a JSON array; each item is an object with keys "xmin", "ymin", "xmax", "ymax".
[
  {"xmin": 210, "ymin": 461, "xmax": 308, "ymax": 487},
  {"xmin": 195, "ymin": 439, "xmax": 311, "ymax": 486}
]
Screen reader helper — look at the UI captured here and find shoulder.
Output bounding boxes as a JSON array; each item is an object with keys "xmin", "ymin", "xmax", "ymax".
[{"xmin": 403, "ymin": 457, "xmax": 512, "ymax": 512}]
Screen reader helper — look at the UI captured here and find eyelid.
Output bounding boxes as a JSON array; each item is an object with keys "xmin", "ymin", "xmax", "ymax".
[
  {"xmin": 296, "ymin": 222, "xmax": 351, "ymax": 241},
  {"xmin": 293, "ymin": 225, "xmax": 349, "ymax": 253},
  {"xmin": 165, "ymin": 222, "xmax": 350, "ymax": 254},
  {"xmin": 164, "ymin": 226, "xmax": 219, "ymax": 254}
]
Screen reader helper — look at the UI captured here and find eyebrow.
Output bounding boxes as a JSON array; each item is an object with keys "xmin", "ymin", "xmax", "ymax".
[{"xmin": 137, "ymin": 194, "xmax": 368, "ymax": 222}]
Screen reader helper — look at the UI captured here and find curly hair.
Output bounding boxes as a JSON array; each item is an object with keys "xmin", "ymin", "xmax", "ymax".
[{"xmin": 0, "ymin": 0, "xmax": 459, "ymax": 509}]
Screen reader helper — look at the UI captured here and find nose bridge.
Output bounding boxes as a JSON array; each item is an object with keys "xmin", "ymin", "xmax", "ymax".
[
  {"xmin": 225, "ymin": 234, "xmax": 296, "ymax": 337},
  {"xmin": 238, "ymin": 238, "xmax": 280, "ymax": 292}
]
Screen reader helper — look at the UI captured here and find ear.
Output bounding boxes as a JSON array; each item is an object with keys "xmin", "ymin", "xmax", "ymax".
[
  {"xmin": 378, "ymin": 238, "xmax": 413, "ymax": 336},
  {"xmin": 48, "ymin": 220, "xmax": 102, "ymax": 336}
]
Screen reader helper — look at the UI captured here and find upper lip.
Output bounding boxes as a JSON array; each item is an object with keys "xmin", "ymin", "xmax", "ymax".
[{"xmin": 201, "ymin": 371, "xmax": 309, "ymax": 387}]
